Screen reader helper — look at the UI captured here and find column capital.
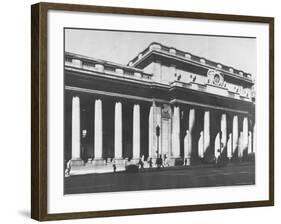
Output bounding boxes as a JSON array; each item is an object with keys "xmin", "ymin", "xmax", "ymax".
[
  {"xmin": 172, "ymin": 104, "xmax": 180, "ymax": 109},
  {"xmin": 155, "ymin": 59, "xmax": 161, "ymax": 64},
  {"xmin": 94, "ymin": 98, "xmax": 102, "ymax": 103},
  {"xmin": 170, "ymin": 64, "xmax": 176, "ymax": 68}
]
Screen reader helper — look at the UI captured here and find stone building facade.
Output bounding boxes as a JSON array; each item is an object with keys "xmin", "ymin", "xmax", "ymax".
[{"xmin": 64, "ymin": 42, "xmax": 255, "ymax": 167}]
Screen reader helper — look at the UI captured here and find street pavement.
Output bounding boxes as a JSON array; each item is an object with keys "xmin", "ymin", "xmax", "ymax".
[{"xmin": 64, "ymin": 162, "xmax": 255, "ymax": 194}]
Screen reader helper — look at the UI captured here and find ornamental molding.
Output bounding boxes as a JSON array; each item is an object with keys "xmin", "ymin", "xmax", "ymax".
[
  {"xmin": 207, "ymin": 69, "xmax": 224, "ymax": 87},
  {"xmin": 162, "ymin": 104, "xmax": 171, "ymax": 119}
]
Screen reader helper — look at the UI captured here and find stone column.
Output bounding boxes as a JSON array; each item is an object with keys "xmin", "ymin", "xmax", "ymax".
[
  {"xmin": 198, "ymin": 131, "xmax": 204, "ymax": 158},
  {"xmin": 93, "ymin": 99, "xmax": 103, "ymax": 164},
  {"xmin": 188, "ymin": 108, "xmax": 195, "ymax": 156},
  {"xmin": 232, "ymin": 115, "xmax": 238, "ymax": 154},
  {"xmin": 114, "ymin": 101, "xmax": 122, "ymax": 159},
  {"xmin": 227, "ymin": 133, "xmax": 232, "ymax": 159},
  {"xmin": 184, "ymin": 130, "xmax": 191, "ymax": 165},
  {"xmin": 253, "ymin": 124, "xmax": 256, "ymax": 154},
  {"xmin": 149, "ymin": 103, "xmax": 155, "ymax": 158},
  {"xmin": 161, "ymin": 114, "xmax": 170, "ymax": 156},
  {"xmin": 214, "ymin": 132, "xmax": 221, "ymax": 159},
  {"xmin": 243, "ymin": 117, "xmax": 249, "ymax": 154},
  {"xmin": 203, "ymin": 110, "xmax": 210, "ymax": 155},
  {"xmin": 221, "ymin": 113, "xmax": 227, "ymax": 154},
  {"xmin": 133, "ymin": 104, "xmax": 140, "ymax": 159},
  {"xmin": 171, "ymin": 106, "xmax": 180, "ymax": 158},
  {"xmin": 156, "ymin": 106, "xmax": 162, "ymax": 155},
  {"xmin": 238, "ymin": 131, "xmax": 243, "ymax": 158},
  {"xmin": 248, "ymin": 131, "xmax": 252, "ymax": 154},
  {"xmin": 71, "ymin": 96, "xmax": 82, "ymax": 165}
]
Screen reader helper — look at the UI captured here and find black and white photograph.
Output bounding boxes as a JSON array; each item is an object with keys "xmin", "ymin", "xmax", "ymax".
[{"xmin": 63, "ymin": 28, "xmax": 256, "ymax": 194}]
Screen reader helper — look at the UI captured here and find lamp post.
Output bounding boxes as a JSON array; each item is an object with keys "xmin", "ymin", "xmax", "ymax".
[{"xmin": 156, "ymin": 125, "xmax": 160, "ymax": 158}]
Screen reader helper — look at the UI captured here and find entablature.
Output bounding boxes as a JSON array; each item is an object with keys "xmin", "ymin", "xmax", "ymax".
[{"xmin": 65, "ymin": 65, "xmax": 255, "ymax": 104}]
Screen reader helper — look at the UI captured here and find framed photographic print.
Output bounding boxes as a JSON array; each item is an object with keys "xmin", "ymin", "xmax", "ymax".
[{"xmin": 31, "ymin": 2, "xmax": 274, "ymax": 221}]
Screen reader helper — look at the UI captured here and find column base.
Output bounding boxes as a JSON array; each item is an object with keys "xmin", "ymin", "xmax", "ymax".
[
  {"xmin": 130, "ymin": 158, "xmax": 141, "ymax": 165},
  {"xmin": 113, "ymin": 158, "xmax": 126, "ymax": 165},
  {"xmin": 71, "ymin": 159, "xmax": 84, "ymax": 166},
  {"xmin": 153, "ymin": 157, "xmax": 158, "ymax": 165},
  {"xmin": 227, "ymin": 156, "xmax": 233, "ymax": 160},
  {"xmin": 92, "ymin": 158, "xmax": 105, "ymax": 166},
  {"xmin": 168, "ymin": 157, "xmax": 183, "ymax": 166}
]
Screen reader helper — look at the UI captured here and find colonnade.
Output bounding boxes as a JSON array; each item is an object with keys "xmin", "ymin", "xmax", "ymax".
[{"xmin": 70, "ymin": 95, "xmax": 255, "ymax": 165}]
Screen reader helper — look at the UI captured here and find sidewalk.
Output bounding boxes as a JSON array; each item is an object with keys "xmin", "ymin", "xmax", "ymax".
[{"xmin": 67, "ymin": 161, "xmax": 254, "ymax": 176}]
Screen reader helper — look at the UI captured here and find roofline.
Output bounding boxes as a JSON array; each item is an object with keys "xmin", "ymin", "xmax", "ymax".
[
  {"xmin": 65, "ymin": 51, "xmax": 148, "ymax": 74},
  {"xmin": 127, "ymin": 42, "xmax": 254, "ymax": 80}
]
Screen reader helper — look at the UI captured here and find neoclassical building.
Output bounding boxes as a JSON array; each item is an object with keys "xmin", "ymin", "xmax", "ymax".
[{"xmin": 64, "ymin": 42, "xmax": 255, "ymax": 167}]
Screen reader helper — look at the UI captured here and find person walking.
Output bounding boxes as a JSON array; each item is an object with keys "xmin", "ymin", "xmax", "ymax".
[
  {"xmin": 163, "ymin": 154, "xmax": 169, "ymax": 167},
  {"xmin": 156, "ymin": 156, "xmax": 160, "ymax": 169},
  {"xmin": 148, "ymin": 157, "xmax": 152, "ymax": 168},
  {"xmin": 160, "ymin": 155, "xmax": 164, "ymax": 168},
  {"xmin": 184, "ymin": 157, "xmax": 187, "ymax": 166},
  {"xmin": 112, "ymin": 158, "xmax": 117, "ymax": 173},
  {"xmin": 138, "ymin": 157, "xmax": 144, "ymax": 170},
  {"xmin": 65, "ymin": 159, "xmax": 72, "ymax": 176}
]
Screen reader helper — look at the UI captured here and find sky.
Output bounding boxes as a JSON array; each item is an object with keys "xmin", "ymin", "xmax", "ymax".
[{"xmin": 65, "ymin": 28, "xmax": 257, "ymax": 76}]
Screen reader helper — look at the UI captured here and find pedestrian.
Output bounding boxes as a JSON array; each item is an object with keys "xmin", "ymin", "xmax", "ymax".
[
  {"xmin": 148, "ymin": 157, "xmax": 153, "ymax": 168},
  {"xmin": 163, "ymin": 154, "xmax": 169, "ymax": 167},
  {"xmin": 112, "ymin": 158, "xmax": 117, "ymax": 173},
  {"xmin": 138, "ymin": 158, "xmax": 144, "ymax": 170},
  {"xmin": 160, "ymin": 155, "xmax": 164, "ymax": 168},
  {"xmin": 184, "ymin": 157, "xmax": 187, "ymax": 166},
  {"xmin": 65, "ymin": 159, "xmax": 72, "ymax": 176},
  {"xmin": 141, "ymin": 154, "xmax": 145, "ymax": 163},
  {"xmin": 156, "ymin": 157, "xmax": 160, "ymax": 168}
]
